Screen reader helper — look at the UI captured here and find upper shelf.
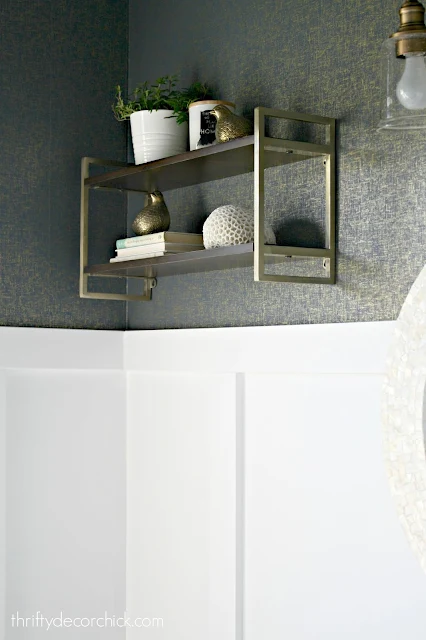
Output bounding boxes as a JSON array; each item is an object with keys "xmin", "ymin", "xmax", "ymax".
[{"xmin": 85, "ymin": 136, "xmax": 331, "ymax": 193}]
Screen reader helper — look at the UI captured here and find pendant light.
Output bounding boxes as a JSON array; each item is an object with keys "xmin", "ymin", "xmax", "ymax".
[{"xmin": 378, "ymin": 0, "xmax": 426, "ymax": 130}]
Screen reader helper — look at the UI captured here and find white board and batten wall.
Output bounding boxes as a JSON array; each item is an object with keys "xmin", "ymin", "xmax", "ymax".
[
  {"xmin": 0, "ymin": 329, "xmax": 126, "ymax": 640},
  {"xmin": 125, "ymin": 322, "xmax": 426, "ymax": 640},
  {"xmin": 1, "ymin": 322, "xmax": 426, "ymax": 639}
]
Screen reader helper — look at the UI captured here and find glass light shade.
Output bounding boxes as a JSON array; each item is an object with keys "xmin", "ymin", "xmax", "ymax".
[{"xmin": 379, "ymin": 32, "xmax": 426, "ymax": 130}]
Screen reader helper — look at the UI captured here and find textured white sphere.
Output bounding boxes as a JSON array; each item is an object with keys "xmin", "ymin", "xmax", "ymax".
[
  {"xmin": 203, "ymin": 205, "xmax": 276, "ymax": 249},
  {"xmin": 382, "ymin": 262, "xmax": 426, "ymax": 575}
]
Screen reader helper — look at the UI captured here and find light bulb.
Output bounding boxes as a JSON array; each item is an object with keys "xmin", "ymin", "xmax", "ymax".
[{"xmin": 396, "ymin": 54, "xmax": 426, "ymax": 110}]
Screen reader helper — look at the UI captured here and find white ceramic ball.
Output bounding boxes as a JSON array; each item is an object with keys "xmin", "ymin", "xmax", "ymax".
[{"xmin": 203, "ymin": 205, "xmax": 276, "ymax": 249}]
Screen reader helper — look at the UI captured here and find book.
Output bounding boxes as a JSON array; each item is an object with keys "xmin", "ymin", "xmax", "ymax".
[
  {"xmin": 116, "ymin": 243, "xmax": 204, "ymax": 257},
  {"xmin": 116, "ymin": 232, "xmax": 203, "ymax": 249},
  {"xmin": 110, "ymin": 251, "xmax": 165, "ymax": 263}
]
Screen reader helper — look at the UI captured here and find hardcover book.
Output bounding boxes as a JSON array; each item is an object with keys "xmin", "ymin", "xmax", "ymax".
[
  {"xmin": 116, "ymin": 232, "xmax": 203, "ymax": 249},
  {"xmin": 116, "ymin": 243, "xmax": 204, "ymax": 257}
]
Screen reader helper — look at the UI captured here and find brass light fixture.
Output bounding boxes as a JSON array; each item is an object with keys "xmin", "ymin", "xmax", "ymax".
[{"xmin": 378, "ymin": 0, "xmax": 426, "ymax": 129}]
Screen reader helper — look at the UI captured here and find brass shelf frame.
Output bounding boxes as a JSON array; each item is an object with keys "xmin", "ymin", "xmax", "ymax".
[
  {"xmin": 80, "ymin": 107, "xmax": 336, "ymax": 300},
  {"xmin": 80, "ymin": 157, "xmax": 155, "ymax": 302},
  {"xmin": 255, "ymin": 107, "xmax": 335, "ymax": 285}
]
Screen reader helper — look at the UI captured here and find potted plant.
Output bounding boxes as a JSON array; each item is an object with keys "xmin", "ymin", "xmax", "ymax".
[{"xmin": 113, "ymin": 76, "xmax": 212, "ymax": 164}]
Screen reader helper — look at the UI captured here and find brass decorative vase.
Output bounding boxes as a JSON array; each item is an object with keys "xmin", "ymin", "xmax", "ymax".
[
  {"xmin": 132, "ymin": 191, "xmax": 170, "ymax": 236},
  {"xmin": 189, "ymin": 100, "xmax": 236, "ymax": 150},
  {"xmin": 210, "ymin": 105, "xmax": 253, "ymax": 143}
]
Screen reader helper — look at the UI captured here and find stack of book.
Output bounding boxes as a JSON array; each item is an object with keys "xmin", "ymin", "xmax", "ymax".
[{"xmin": 110, "ymin": 232, "xmax": 204, "ymax": 263}]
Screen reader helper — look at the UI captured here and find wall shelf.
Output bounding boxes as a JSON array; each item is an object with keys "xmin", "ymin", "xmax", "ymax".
[
  {"xmin": 85, "ymin": 135, "xmax": 330, "ymax": 194},
  {"xmin": 85, "ymin": 243, "xmax": 332, "ymax": 284},
  {"xmin": 80, "ymin": 107, "xmax": 336, "ymax": 302}
]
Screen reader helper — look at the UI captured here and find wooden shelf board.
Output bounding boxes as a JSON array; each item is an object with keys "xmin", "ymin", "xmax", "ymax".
[
  {"xmin": 86, "ymin": 244, "xmax": 256, "ymax": 278},
  {"xmin": 85, "ymin": 244, "xmax": 329, "ymax": 279},
  {"xmin": 85, "ymin": 136, "xmax": 321, "ymax": 193}
]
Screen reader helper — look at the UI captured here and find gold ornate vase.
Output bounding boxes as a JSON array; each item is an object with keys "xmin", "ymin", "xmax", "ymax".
[{"xmin": 132, "ymin": 191, "xmax": 171, "ymax": 236}]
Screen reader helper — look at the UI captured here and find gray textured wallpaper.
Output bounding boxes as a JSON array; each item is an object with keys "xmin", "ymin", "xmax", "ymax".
[
  {"xmin": 0, "ymin": 0, "xmax": 128, "ymax": 329},
  {"xmin": 127, "ymin": 0, "xmax": 426, "ymax": 329}
]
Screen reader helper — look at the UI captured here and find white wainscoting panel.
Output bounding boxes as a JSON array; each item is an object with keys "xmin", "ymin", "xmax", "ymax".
[
  {"xmin": 5, "ymin": 369, "xmax": 126, "ymax": 639},
  {"xmin": 125, "ymin": 320, "xmax": 426, "ymax": 640},
  {"xmin": 244, "ymin": 373, "xmax": 426, "ymax": 640},
  {"xmin": 3, "ymin": 322, "xmax": 426, "ymax": 640},
  {"xmin": 126, "ymin": 372, "xmax": 237, "ymax": 640},
  {"xmin": 0, "ymin": 373, "xmax": 6, "ymax": 639}
]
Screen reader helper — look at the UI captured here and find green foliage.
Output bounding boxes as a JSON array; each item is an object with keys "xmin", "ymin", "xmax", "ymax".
[
  {"xmin": 112, "ymin": 76, "xmax": 212, "ymax": 125},
  {"xmin": 166, "ymin": 82, "xmax": 212, "ymax": 124}
]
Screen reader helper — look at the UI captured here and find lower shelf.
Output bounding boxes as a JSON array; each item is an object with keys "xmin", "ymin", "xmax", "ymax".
[{"xmin": 85, "ymin": 244, "xmax": 331, "ymax": 280}]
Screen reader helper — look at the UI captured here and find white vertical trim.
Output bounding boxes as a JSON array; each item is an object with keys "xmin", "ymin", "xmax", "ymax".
[{"xmin": 236, "ymin": 374, "xmax": 245, "ymax": 640}]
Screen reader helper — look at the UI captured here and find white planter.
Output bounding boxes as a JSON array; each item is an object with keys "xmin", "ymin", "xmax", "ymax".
[
  {"xmin": 130, "ymin": 110, "xmax": 188, "ymax": 165},
  {"xmin": 189, "ymin": 100, "xmax": 235, "ymax": 151}
]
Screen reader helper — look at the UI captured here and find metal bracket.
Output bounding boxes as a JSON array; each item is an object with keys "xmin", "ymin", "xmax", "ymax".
[
  {"xmin": 80, "ymin": 157, "xmax": 154, "ymax": 302},
  {"xmin": 254, "ymin": 107, "xmax": 336, "ymax": 285}
]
